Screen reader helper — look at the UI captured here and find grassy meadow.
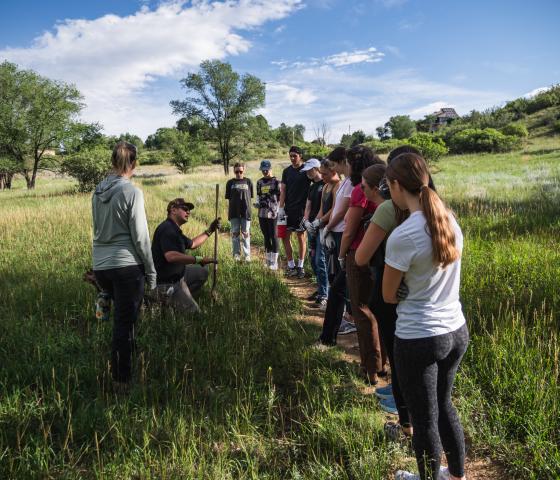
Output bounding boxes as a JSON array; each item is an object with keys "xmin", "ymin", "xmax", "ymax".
[{"xmin": 0, "ymin": 137, "xmax": 559, "ymax": 478}]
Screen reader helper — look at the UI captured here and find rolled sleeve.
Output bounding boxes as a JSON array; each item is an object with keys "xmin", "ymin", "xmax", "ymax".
[{"xmin": 385, "ymin": 229, "xmax": 415, "ymax": 273}]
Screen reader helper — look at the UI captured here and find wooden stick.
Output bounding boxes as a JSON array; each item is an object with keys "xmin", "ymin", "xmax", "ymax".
[{"xmin": 211, "ymin": 183, "xmax": 219, "ymax": 298}]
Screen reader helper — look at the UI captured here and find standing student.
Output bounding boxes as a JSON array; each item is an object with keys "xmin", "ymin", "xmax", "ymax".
[
  {"xmin": 225, "ymin": 162, "xmax": 254, "ymax": 261},
  {"xmin": 256, "ymin": 160, "xmax": 281, "ymax": 270},
  {"xmin": 279, "ymin": 146, "xmax": 311, "ymax": 278},
  {"xmin": 301, "ymin": 158, "xmax": 326, "ymax": 300},
  {"xmin": 383, "ymin": 153, "xmax": 468, "ymax": 480},
  {"xmin": 355, "ymin": 165, "xmax": 412, "ymax": 437},
  {"xmin": 337, "ymin": 147, "xmax": 384, "ymax": 384},
  {"xmin": 92, "ymin": 141, "xmax": 156, "ymax": 389}
]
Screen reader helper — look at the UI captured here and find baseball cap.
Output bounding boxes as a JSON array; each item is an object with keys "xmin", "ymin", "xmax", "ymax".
[
  {"xmin": 167, "ymin": 197, "xmax": 195, "ymax": 213},
  {"xmin": 259, "ymin": 160, "xmax": 272, "ymax": 171},
  {"xmin": 301, "ymin": 158, "xmax": 321, "ymax": 172}
]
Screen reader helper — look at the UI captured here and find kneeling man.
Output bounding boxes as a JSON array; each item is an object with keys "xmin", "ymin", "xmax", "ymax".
[{"xmin": 152, "ymin": 198, "xmax": 219, "ymax": 312}]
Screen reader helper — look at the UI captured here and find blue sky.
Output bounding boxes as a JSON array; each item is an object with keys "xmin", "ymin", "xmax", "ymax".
[{"xmin": 1, "ymin": 0, "xmax": 559, "ymax": 141}]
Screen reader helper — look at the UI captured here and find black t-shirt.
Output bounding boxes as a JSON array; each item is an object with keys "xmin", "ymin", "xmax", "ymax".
[
  {"xmin": 225, "ymin": 178, "xmax": 254, "ymax": 220},
  {"xmin": 281, "ymin": 164, "xmax": 310, "ymax": 214},
  {"xmin": 307, "ymin": 179, "xmax": 325, "ymax": 221},
  {"xmin": 152, "ymin": 219, "xmax": 194, "ymax": 283}
]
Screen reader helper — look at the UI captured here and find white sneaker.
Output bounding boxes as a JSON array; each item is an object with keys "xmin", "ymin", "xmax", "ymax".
[
  {"xmin": 234, "ymin": 255, "xmax": 241, "ymax": 262},
  {"xmin": 245, "ymin": 256, "xmax": 251, "ymax": 262},
  {"xmin": 395, "ymin": 466, "xmax": 449, "ymax": 480}
]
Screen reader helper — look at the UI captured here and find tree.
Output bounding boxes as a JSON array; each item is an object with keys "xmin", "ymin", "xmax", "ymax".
[
  {"xmin": 63, "ymin": 122, "xmax": 104, "ymax": 154},
  {"xmin": 171, "ymin": 131, "xmax": 209, "ymax": 174},
  {"xmin": 171, "ymin": 60, "xmax": 265, "ymax": 174},
  {"xmin": 274, "ymin": 122, "xmax": 305, "ymax": 146},
  {"xmin": 341, "ymin": 129, "xmax": 367, "ymax": 147},
  {"xmin": 415, "ymin": 114, "xmax": 437, "ymax": 133},
  {"xmin": 376, "ymin": 125, "xmax": 390, "ymax": 141},
  {"xmin": 0, "ymin": 61, "xmax": 83, "ymax": 189},
  {"xmin": 0, "ymin": 152, "xmax": 18, "ymax": 190},
  {"xmin": 60, "ymin": 146, "xmax": 112, "ymax": 192},
  {"xmin": 313, "ymin": 121, "xmax": 330, "ymax": 146},
  {"xmin": 386, "ymin": 115, "xmax": 416, "ymax": 139}
]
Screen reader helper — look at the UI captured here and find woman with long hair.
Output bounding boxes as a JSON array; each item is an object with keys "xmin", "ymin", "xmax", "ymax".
[
  {"xmin": 338, "ymin": 149, "xmax": 386, "ymax": 384},
  {"xmin": 92, "ymin": 141, "xmax": 156, "ymax": 389},
  {"xmin": 383, "ymin": 153, "xmax": 467, "ymax": 480}
]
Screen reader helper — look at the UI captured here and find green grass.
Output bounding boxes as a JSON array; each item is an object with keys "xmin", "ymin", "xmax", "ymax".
[{"xmin": 1, "ymin": 137, "xmax": 559, "ymax": 478}]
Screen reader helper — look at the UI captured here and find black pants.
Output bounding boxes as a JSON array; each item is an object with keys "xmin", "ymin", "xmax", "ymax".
[
  {"xmin": 94, "ymin": 265, "xmax": 145, "ymax": 383},
  {"xmin": 395, "ymin": 324, "xmax": 469, "ymax": 480},
  {"xmin": 369, "ymin": 266, "xmax": 409, "ymax": 427},
  {"xmin": 258, "ymin": 217, "xmax": 278, "ymax": 253}
]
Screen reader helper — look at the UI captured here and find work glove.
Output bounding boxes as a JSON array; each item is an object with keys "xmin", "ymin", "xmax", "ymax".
[
  {"xmin": 303, "ymin": 219, "xmax": 316, "ymax": 236},
  {"xmin": 338, "ymin": 256, "xmax": 346, "ymax": 271},
  {"xmin": 202, "ymin": 257, "xmax": 219, "ymax": 266},
  {"xmin": 207, "ymin": 217, "xmax": 222, "ymax": 234},
  {"xmin": 311, "ymin": 218, "xmax": 322, "ymax": 230},
  {"xmin": 396, "ymin": 280, "xmax": 409, "ymax": 301},
  {"xmin": 323, "ymin": 231, "xmax": 336, "ymax": 251},
  {"xmin": 319, "ymin": 227, "xmax": 329, "ymax": 246}
]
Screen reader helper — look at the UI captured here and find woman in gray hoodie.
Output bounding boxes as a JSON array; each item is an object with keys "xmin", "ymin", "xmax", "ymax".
[{"xmin": 92, "ymin": 141, "xmax": 156, "ymax": 387}]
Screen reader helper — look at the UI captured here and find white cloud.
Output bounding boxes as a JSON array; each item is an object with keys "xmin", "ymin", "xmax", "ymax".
[
  {"xmin": 272, "ymin": 46, "xmax": 384, "ymax": 70},
  {"xmin": 409, "ymin": 101, "xmax": 452, "ymax": 118},
  {"xmin": 523, "ymin": 86, "xmax": 549, "ymax": 98},
  {"xmin": 0, "ymin": 0, "xmax": 302, "ymax": 138},
  {"xmin": 266, "ymin": 83, "xmax": 318, "ymax": 106}
]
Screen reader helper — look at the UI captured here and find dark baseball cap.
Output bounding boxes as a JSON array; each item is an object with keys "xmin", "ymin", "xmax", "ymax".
[{"xmin": 167, "ymin": 197, "xmax": 195, "ymax": 213}]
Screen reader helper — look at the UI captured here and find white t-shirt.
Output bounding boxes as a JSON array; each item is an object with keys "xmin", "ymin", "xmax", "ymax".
[
  {"xmin": 385, "ymin": 210, "xmax": 465, "ymax": 339},
  {"xmin": 330, "ymin": 177, "xmax": 353, "ymax": 233}
]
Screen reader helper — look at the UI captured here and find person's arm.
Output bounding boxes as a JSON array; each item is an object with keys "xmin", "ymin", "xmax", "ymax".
[
  {"xmin": 338, "ymin": 206, "xmax": 363, "ymax": 259},
  {"xmin": 249, "ymin": 179, "xmax": 254, "ymax": 199},
  {"xmin": 189, "ymin": 218, "xmax": 221, "ymax": 249},
  {"xmin": 355, "ymin": 223, "xmax": 388, "ymax": 266},
  {"xmin": 279, "ymin": 182, "xmax": 286, "ymax": 209},
  {"xmin": 128, "ymin": 188, "xmax": 157, "ymax": 289},
  {"xmin": 303, "ymin": 199, "xmax": 312, "ymax": 221},
  {"xmin": 382, "ymin": 265, "xmax": 404, "ymax": 304},
  {"xmin": 163, "ymin": 251, "xmax": 216, "ymax": 266}
]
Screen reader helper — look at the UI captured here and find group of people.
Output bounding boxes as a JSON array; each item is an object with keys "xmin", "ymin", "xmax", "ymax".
[{"xmin": 91, "ymin": 141, "xmax": 469, "ymax": 480}]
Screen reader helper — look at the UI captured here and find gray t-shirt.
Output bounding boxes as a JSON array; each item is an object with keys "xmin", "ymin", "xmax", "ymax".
[{"xmin": 385, "ymin": 210, "xmax": 465, "ymax": 339}]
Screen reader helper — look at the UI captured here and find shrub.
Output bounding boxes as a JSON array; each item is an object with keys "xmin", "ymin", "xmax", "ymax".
[
  {"xmin": 363, "ymin": 138, "xmax": 402, "ymax": 154},
  {"xmin": 140, "ymin": 149, "xmax": 173, "ymax": 165},
  {"xmin": 171, "ymin": 133, "xmax": 209, "ymax": 174},
  {"xmin": 407, "ymin": 132, "xmax": 449, "ymax": 162},
  {"xmin": 302, "ymin": 142, "xmax": 330, "ymax": 160},
  {"xmin": 60, "ymin": 147, "xmax": 112, "ymax": 192},
  {"xmin": 448, "ymin": 128, "xmax": 522, "ymax": 154},
  {"xmin": 553, "ymin": 120, "xmax": 560, "ymax": 134},
  {"xmin": 501, "ymin": 123, "xmax": 529, "ymax": 138}
]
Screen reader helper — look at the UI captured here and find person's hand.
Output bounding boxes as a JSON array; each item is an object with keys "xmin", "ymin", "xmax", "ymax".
[
  {"xmin": 338, "ymin": 256, "xmax": 346, "ymax": 271},
  {"xmin": 324, "ymin": 232, "xmax": 336, "ymax": 250},
  {"xmin": 396, "ymin": 280, "xmax": 409, "ymax": 301},
  {"xmin": 303, "ymin": 219, "xmax": 316, "ymax": 236},
  {"xmin": 207, "ymin": 217, "xmax": 221, "ymax": 234},
  {"xmin": 311, "ymin": 218, "xmax": 322, "ymax": 230},
  {"xmin": 146, "ymin": 274, "xmax": 157, "ymax": 291},
  {"xmin": 202, "ymin": 257, "xmax": 218, "ymax": 266}
]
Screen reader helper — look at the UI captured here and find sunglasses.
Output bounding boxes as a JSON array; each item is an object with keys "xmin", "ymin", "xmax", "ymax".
[{"xmin": 234, "ymin": 170, "xmax": 244, "ymax": 174}]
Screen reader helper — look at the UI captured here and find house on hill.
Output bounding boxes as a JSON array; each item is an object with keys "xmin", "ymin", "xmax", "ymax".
[{"xmin": 430, "ymin": 107, "xmax": 459, "ymax": 131}]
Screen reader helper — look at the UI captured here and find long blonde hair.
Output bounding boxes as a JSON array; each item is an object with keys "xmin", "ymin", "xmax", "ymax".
[
  {"xmin": 112, "ymin": 141, "xmax": 137, "ymax": 175},
  {"xmin": 386, "ymin": 153, "xmax": 459, "ymax": 267}
]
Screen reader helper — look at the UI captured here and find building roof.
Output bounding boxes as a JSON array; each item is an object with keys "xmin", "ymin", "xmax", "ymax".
[{"xmin": 433, "ymin": 107, "xmax": 459, "ymax": 118}]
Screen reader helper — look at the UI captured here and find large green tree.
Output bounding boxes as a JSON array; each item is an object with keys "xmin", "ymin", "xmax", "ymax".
[
  {"xmin": 171, "ymin": 60, "xmax": 265, "ymax": 174},
  {"xmin": 386, "ymin": 115, "xmax": 416, "ymax": 139},
  {"xmin": 0, "ymin": 61, "xmax": 83, "ymax": 188}
]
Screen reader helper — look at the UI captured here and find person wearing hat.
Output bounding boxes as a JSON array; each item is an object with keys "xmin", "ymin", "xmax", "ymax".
[
  {"xmin": 279, "ymin": 146, "xmax": 311, "ymax": 278},
  {"xmin": 151, "ymin": 198, "xmax": 220, "ymax": 312},
  {"xmin": 225, "ymin": 162, "xmax": 254, "ymax": 261},
  {"xmin": 301, "ymin": 158, "xmax": 328, "ymax": 304},
  {"xmin": 255, "ymin": 160, "xmax": 281, "ymax": 270}
]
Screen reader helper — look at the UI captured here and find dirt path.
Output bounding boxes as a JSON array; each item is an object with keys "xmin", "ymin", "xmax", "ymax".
[{"xmin": 236, "ymin": 237, "xmax": 505, "ymax": 479}]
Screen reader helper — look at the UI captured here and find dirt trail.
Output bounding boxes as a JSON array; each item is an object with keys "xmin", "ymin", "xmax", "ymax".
[{"xmin": 232, "ymin": 237, "xmax": 504, "ymax": 479}]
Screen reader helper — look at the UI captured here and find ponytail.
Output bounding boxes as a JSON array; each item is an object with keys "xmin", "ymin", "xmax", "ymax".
[
  {"xmin": 111, "ymin": 141, "xmax": 137, "ymax": 175},
  {"xmin": 386, "ymin": 153, "xmax": 459, "ymax": 267}
]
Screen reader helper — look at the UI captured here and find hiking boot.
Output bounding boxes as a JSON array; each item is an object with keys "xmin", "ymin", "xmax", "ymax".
[
  {"xmin": 285, "ymin": 266, "xmax": 297, "ymax": 277},
  {"xmin": 296, "ymin": 267, "xmax": 306, "ymax": 279},
  {"xmin": 337, "ymin": 318, "xmax": 357, "ymax": 335}
]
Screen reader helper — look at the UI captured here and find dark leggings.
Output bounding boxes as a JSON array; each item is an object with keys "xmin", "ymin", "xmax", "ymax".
[
  {"xmin": 395, "ymin": 324, "xmax": 469, "ymax": 480},
  {"xmin": 94, "ymin": 265, "xmax": 145, "ymax": 383},
  {"xmin": 258, "ymin": 217, "xmax": 278, "ymax": 253}
]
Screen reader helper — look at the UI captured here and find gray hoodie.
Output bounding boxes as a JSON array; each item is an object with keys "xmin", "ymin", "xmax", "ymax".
[{"xmin": 92, "ymin": 174, "xmax": 156, "ymax": 289}]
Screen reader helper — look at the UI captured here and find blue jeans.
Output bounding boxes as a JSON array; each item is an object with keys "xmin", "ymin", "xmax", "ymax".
[
  {"xmin": 310, "ymin": 234, "xmax": 328, "ymax": 298},
  {"xmin": 230, "ymin": 217, "xmax": 251, "ymax": 258}
]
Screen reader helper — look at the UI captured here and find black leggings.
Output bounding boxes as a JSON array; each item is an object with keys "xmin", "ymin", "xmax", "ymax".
[
  {"xmin": 94, "ymin": 265, "xmax": 145, "ymax": 383},
  {"xmin": 395, "ymin": 324, "xmax": 469, "ymax": 480},
  {"xmin": 258, "ymin": 217, "xmax": 278, "ymax": 253}
]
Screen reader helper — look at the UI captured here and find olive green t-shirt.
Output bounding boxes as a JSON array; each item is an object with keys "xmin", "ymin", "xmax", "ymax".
[{"xmin": 370, "ymin": 200, "xmax": 397, "ymax": 233}]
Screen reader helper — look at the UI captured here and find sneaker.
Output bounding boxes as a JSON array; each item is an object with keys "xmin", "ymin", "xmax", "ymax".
[
  {"xmin": 375, "ymin": 384, "xmax": 393, "ymax": 399},
  {"xmin": 337, "ymin": 318, "xmax": 357, "ymax": 335},
  {"xmin": 379, "ymin": 397, "xmax": 398, "ymax": 415},
  {"xmin": 395, "ymin": 467, "xmax": 449, "ymax": 480},
  {"xmin": 234, "ymin": 255, "xmax": 241, "ymax": 262},
  {"xmin": 384, "ymin": 421, "xmax": 403, "ymax": 442},
  {"xmin": 296, "ymin": 267, "xmax": 306, "ymax": 279},
  {"xmin": 244, "ymin": 256, "xmax": 251, "ymax": 262},
  {"xmin": 285, "ymin": 266, "xmax": 297, "ymax": 277},
  {"xmin": 315, "ymin": 296, "xmax": 327, "ymax": 309},
  {"xmin": 306, "ymin": 291, "xmax": 319, "ymax": 301}
]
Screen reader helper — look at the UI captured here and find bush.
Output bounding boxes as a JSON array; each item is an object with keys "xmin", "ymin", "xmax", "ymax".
[
  {"xmin": 448, "ymin": 128, "xmax": 522, "ymax": 154},
  {"xmin": 363, "ymin": 138, "xmax": 403, "ymax": 154},
  {"xmin": 60, "ymin": 147, "xmax": 112, "ymax": 192},
  {"xmin": 501, "ymin": 123, "xmax": 529, "ymax": 138},
  {"xmin": 407, "ymin": 132, "xmax": 449, "ymax": 162},
  {"xmin": 553, "ymin": 120, "xmax": 560, "ymax": 134},
  {"xmin": 171, "ymin": 133, "xmax": 209, "ymax": 173},
  {"xmin": 140, "ymin": 149, "xmax": 173, "ymax": 165},
  {"xmin": 302, "ymin": 142, "xmax": 330, "ymax": 160}
]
